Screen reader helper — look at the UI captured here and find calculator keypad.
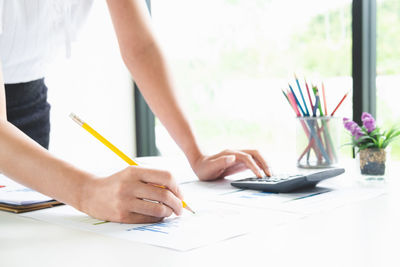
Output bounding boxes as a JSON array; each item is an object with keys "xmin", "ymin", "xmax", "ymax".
[
  {"xmin": 240, "ymin": 174, "xmax": 302, "ymax": 183},
  {"xmin": 231, "ymin": 168, "xmax": 344, "ymax": 193}
]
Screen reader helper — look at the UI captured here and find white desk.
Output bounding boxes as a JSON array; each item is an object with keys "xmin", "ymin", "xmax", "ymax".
[{"xmin": 1, "ymin": 158, "xmax": 399, "ymax": 267}]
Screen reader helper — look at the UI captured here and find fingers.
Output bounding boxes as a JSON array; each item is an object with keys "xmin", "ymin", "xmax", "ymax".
[
  {"xmin": 206, "ymin": 155, "xmax": 237, "ymax": 179},
  {"xmin": 117, "ymin": 211, "xmax": 164, "ymax": 224},
  {"xmin": 220, "ymin": 162, "xmax": 247, "ymax": 177},
  {"xmin": 210, "ymin": 149, "xmax": 270, "ymax": 178},
  {"xmin": 135, "ymin": 167, "xmax": 183, "ymax": 199},
  {"xmin": 135, "ymin": 183, "xmax": 183, "ymax": 216},
  {"xmin": 86, "ymin": 166, "xmax": 187, "ymax": 224},
  {"xmin": 129, "ymin": 198, "xmax": 175, "ymax": 218},
  {"xmin": 242, "ymin": 150, "xmax": 271, "ymax": 177},
  {"xmin": 106, "ymin": 201, "xmax": 166, "ymax": 224},
  {"xmin": 232, "ymin": 151, "xmax": 263, "ymax": 178}
]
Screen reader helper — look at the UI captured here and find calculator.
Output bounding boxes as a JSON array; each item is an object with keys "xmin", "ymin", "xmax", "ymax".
[{"xmin": 231, "ymin": 168, "xmax": 345, "ymax": 193}]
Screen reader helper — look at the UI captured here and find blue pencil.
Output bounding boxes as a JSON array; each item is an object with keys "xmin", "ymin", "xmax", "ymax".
[
  {"xmin": 288, "ymin": 84, "xmax": 306, "ymax": 116},
  {"xmin": 295, "ymin": 75, "xmax": 310, "ymax": 116},
  {"xmin": 313, "ymin": 94, "xmax": 320, "ymax": 117}
]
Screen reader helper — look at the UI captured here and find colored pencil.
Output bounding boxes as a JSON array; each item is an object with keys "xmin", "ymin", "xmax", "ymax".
[
  {"xmin": 312, "ymin": 87, "xmax": 336, "ymax": 161},
  {"xmin": 287, "ymin": 91, "xmax": 301, "ymax": 117},
  {"xmin": 330, "ymin": 91, "xmax": 349, "ymax": 116},
  {"xmin": 69, "ymin": 113, "xmax": 195, "ymax": 214},
  {"xmin": 307, "ymin": 86, "xmax": 332, "ymax": 163},
  {"xmin": 295, "ymin": 74, "xmax": 310, "ymax": 116},
  {"xmin": 304, "ymin": 79, "xmax": 314, "ymax": 111},
  {"xmin": 283, "ymin": 80, "xmax": 334, "ymax": 165},
  {"xmin": 313, "ymin": 93, "xmax": 320, "ymax": 117},
  {"xmin": 70, "ymin": 113, "xmax": 138, "ymax": 166},
  {"xmin": 282, "ymin": 89, "xmax": 290, "ymax": 104},
  {"xmin": 288, "ymin": 84, "xmax": 306, "ymax": 116},
  {"xmin": 321, "ymin": 82, "xmax": 328, "ymax": 116},
  {"xmin": 313, "ymin": 85, "xmax": 324, "ymax": 117},
  {"xmin": 285, "ymin": 91, "xmax": 323, "ymax": 162}
]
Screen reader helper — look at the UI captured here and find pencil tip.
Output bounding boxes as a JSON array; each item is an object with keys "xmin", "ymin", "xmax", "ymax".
[{"xmin": 184, "ymin": 204, "xmax": 196, "ymax": 214}]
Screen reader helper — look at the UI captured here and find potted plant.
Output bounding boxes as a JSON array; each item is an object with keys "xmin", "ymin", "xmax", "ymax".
[{"xmin": 343, "ymin": 112, "xmax": 400, "ymax": 175}]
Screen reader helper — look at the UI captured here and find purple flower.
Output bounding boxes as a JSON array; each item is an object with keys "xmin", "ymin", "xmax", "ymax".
[
  {"xmin": 361, "ymin": 112, "xmax": 376, "ymax": 133},
  {"xmin": 343, "ymin": 118, "xmax": 353, "ymax": 131},
  {"xmin": 343, "ymin": 118, "xmax": 363, "ymax": 140},
  {"xmin": 351, "ymin": 125, "xmax": 364, "ymax": 140}
]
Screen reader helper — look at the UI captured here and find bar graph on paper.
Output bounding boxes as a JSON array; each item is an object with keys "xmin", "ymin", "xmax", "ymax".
[
  {"xmin": 21, "ymin": 201, "xmax": 254, "ymax": 251},
  {"xmin": 128, "ymin": 219, "xmax": 180, "ymax": 234}
]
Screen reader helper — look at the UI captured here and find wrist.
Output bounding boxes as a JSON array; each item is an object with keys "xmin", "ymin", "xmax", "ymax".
[
  {"xmin": 185, "ymin": 145, "xmax": 204, "ymax": 169},
  {"xmin": 74, "ymin": 172, "xmax": 98, "ymax": 213}
]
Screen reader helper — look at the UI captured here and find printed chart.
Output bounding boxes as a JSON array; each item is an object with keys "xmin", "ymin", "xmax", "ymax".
[
  {"xmin": 22, "ymin": 200, "xmax": 296, "ymax": 251},
  {"xmin": 213, "ymin": 185, "xmax": 385, "ymax": 215}
]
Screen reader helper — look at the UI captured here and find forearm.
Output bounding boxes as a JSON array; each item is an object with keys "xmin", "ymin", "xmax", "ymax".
[
  {"xmin": 0, "ymin": 66, "xmax": 6, "ymax": 120},
  {"xmin": 107, "ymin": 0, "xmax": 203, "ymax": 164},
  {"xmin": 127, "ymin": 45, "xmax": 202, "ymax": 163},
  {"xmin": 0, "ymin": 121, "xmax": 94, "ymax": 210}
]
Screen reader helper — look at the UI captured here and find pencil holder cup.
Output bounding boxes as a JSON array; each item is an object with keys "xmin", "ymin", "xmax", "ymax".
[{"xmin": 296, "ymin": 116, "xmax": 340, "ymax": 169}]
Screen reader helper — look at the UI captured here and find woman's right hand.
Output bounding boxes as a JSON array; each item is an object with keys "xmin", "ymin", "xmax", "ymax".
[{"xmin": 80, "ymin": 166, "xmax": 184, "ymax": 224}]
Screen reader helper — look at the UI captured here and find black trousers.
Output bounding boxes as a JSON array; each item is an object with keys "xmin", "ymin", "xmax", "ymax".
[{"xmin": 5, "ymin": 78, "xmax": 51, "ymax": 149}]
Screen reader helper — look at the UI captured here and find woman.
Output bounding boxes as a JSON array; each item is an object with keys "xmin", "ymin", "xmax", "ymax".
[{"xmin": 0, "ymin": 0, "xmax": 270, "ymax": 223}]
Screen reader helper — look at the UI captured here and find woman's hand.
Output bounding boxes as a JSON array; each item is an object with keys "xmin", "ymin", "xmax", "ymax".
[
  {"xmin": 80, "ymin": 166, "xmax": 184, "ymax": 224},
  {"xmin": 191, "ymin": 149, "xmax": 271, "ymax": 181}
]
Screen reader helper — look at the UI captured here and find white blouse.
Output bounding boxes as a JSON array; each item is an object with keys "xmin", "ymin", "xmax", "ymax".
[{"xmin": 0, "ymin": 0, "xmax": 93, "ymax": 84}]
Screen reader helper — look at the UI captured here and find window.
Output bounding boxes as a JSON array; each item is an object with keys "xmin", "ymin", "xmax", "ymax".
[
  {"xmin": 151, "ymin": 0, "xmax": 353, "ymax": 160},
  {"xmin": 377, "ymin": 0, "xmax": 400, "ymax": 160}
]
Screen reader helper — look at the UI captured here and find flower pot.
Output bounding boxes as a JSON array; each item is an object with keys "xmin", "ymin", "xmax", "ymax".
[{"xmin": 359, "ymin": 148, "xmax": 386, "ymax": 175}]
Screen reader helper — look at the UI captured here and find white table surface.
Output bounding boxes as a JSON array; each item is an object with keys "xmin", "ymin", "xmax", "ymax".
[{"xmin": 1, "ymin": 157, "xmax": 399, "ymax": 267}]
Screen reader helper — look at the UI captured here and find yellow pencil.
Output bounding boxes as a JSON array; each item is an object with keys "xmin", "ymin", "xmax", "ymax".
[{"xmin": 69, "ymin": 113, "xmax": 195, "ymax": 214}]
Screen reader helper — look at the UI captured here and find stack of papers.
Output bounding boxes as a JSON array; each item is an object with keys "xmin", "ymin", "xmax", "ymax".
[{"xmin": 0, "ymin": 174, "xmax": 61, "ymax": 213}]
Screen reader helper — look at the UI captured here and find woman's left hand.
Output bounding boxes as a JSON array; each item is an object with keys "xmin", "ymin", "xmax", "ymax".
[{"xmin": 191, "ymin": 149, "xmax": 271, "ymax": 181}]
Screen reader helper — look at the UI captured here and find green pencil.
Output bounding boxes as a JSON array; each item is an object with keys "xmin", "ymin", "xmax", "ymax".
[{"xmin": 312, "ymin": 85, "xmax": 324, "ymax": 117}]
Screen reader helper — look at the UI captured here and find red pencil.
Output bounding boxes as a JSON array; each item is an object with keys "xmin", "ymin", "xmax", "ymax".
[
  {"xmin": 321, "ymin": 82, "xmax": 328, "ymax": 116},
  {"xmin": 287, "ymin": 90, "xmax": 301, "ymax": 117},
  {"xmin": 330, "ymin": 91, "xmax": 349, "ymax": 116},
  {"xmin": 304, "ymin": 79, "xmax": 314, "ymax": 111}
]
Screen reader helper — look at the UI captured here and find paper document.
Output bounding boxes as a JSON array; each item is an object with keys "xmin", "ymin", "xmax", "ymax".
[
  {"xmin": 21, "ymin": 199, "xmax": 300, "ymax": 251},
  {"xmin": 214, "ymin": 184, "xmax": 385, "ymax": 215},
  {"xmin": 214, "ymin": 186, "xmax": 331, "ymax": 210},
  {"xmin": 0, "ymin": 174, "xmax": 53, "ymax": 205},
  {"xmin": 179, "ymin": 179, "xmax": 241, "ymax": 199},
  {"xmin": 22, "ymin": 201, "xmax": 246, "ymax": 251},
  {"xmin": 280, "ymin": 186, "xmax": 386, "ymax": 214}
]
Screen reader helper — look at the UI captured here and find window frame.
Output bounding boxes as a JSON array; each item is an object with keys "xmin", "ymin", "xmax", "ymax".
[
  {"xmin": 134, "ymin": 0, "xmax": 158, "ymax": 157},
  {"xmin": 352, "ymin": 0, "xmax": 376, "ymax": 124}
]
